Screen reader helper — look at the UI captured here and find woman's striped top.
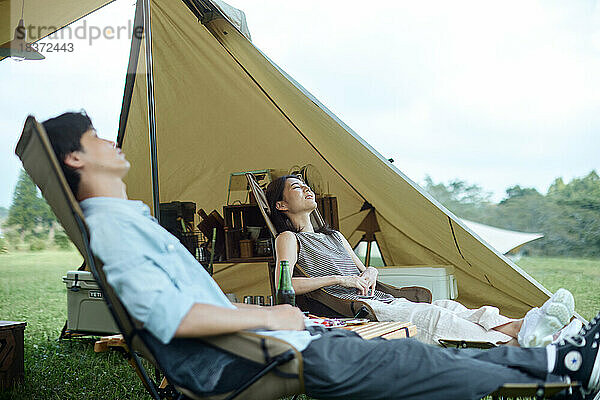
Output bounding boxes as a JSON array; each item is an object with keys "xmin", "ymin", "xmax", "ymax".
[{"xmin": 293, "ymin": 231, "xmax": 394, "ymax": 302}]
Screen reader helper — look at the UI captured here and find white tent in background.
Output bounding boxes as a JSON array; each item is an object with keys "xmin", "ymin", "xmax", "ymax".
[
  {"xmin": 356, "ymin": 219, "xmax": 543, "ymax": 261},
  {"xmin": 460, "ymin": 219, "xmax": 544, "ymax": 255}
]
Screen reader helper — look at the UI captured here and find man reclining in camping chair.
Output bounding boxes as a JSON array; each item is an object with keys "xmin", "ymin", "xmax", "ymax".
[
  {"xmin": 264, "ymin": 175, "xmax": 581, "ymax": 348},
  {"xmin": 41, "ymin": 111, "xmax": 600, "ymax": 400}
]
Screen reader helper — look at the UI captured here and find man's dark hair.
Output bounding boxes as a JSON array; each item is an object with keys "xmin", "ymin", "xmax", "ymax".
[{"xmin": 43, "ymin": 112, "xmax": 94, "ymax": 197}]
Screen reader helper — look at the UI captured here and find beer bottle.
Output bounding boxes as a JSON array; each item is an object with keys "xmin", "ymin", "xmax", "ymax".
[{"xmin": 276, "ymin": 260, "xmax": 295, "ymax": 306}]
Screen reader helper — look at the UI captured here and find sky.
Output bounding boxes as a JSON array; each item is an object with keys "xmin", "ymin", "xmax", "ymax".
[{"xmin": 1, "ymin": 0, "xmax": 599, "ymax": 209}]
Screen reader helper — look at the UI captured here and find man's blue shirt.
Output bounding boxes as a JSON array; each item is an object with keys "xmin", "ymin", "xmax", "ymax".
[{"xmin": 81, "ymin": 197, "xmax": 317, "ymax": 349}]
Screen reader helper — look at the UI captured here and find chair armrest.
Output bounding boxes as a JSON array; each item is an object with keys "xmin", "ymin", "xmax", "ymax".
[
  {"xmin": 375, "ymin": 281, "xmax": 432, "ymax": 303},
  {"xmin": 304, "ymin": 289, "xmax": 378, "ymax": 320},
  {"xmin": 201, "ymin": 331, "xmax": 302, "ymax": 377}
]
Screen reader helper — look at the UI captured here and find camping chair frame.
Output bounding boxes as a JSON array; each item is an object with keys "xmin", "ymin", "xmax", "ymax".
[
  {"xmin": 16, "ymin": 116, "xmax": 303, "ymax": 400},
  {"xmin": 245, "ymin": 172, "xmax": 432, "ymax": 321}
]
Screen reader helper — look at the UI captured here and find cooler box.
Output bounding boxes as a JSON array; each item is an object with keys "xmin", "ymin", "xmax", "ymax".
[
  {"xmin": 376, "ymin": 265, "xmax": 458, "ymax": 301},
  {"xmin": 62, "ymin": 271, "xmax": 119, "ymax": 335}
]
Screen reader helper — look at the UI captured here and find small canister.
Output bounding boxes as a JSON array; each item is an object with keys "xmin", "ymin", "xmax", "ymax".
[
  {"xmin": 243, "ymin": 296, "xmax": 254, "ymax": 305},
  {"xmin": 254, "ymin": 296, "xmax": 265, "ymax": 306},
  {"xmin": 239, "ymin": 239, "xmax": 254, "ymax": 258}
]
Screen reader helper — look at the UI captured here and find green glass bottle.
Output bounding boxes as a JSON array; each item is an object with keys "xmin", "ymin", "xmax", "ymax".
[{"xmin": 276, "ymin": 260, "xmax": 295, "ymax": 306}]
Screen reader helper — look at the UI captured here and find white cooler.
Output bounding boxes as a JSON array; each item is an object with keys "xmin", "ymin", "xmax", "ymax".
[{"xmin": 377, "ymin": 265, "xmax": 458, "ymax": 301}]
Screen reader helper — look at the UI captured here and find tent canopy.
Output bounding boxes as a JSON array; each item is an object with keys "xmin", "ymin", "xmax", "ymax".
[
  {"xmin": 119, "ymin": 0, "xmax": 551, "ymax": 317},
  {"xmin": 1, "ymin": 0, "xmax": 552, "ymax": 317}
]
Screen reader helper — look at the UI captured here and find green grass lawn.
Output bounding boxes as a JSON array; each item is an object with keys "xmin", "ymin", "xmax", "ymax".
[
  {"xmin": 0, "ymin": 250, "xmax": 148, "ymax": 399},
  {"xmin": 516, "ymin": 257, "xmax": 600, "ymax": 320},
  {"xmin": 0, "ymin": 250, "xmax": 598, "ymax": 399}
]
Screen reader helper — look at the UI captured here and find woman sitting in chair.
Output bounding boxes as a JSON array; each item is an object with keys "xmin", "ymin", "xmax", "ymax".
[{"xmin": 265, "ymin": 175, "xmax": 579, "ymax": 347}]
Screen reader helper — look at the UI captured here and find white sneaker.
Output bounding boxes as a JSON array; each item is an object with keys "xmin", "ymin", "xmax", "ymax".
[
  {"xmin": 553, "ymin": 319, "xmax": 584, "ymax": 344},
  {"xmin": 518, "ymin": 288, "xmax": 575, "ymax": 347}
]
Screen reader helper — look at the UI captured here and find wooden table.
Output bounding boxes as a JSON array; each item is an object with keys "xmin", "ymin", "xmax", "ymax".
[
  {"xmin": 0, "ymin": 321, "xmax": 27, "ymax": 390},
  {"xmin": 342, "ymin": 321, "xmax": 416, "ymax": 340}
]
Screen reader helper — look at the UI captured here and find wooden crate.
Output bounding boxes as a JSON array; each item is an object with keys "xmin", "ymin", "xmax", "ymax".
[{"xmin": 0, "ymin": 321, "xmax": 26, "ymax": 390}]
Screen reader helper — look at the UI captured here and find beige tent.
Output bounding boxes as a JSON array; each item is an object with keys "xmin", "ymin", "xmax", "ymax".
[
  {"xmin": 117, "ymin": 0, "xmax": 553, "ymax": 317},
  {"xmin": 2, "ymin": 0, "xmax": 551, "ymax": 317}
]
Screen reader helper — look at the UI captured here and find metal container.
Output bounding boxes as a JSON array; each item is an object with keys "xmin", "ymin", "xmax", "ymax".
[
  {"xmin": 254, "ymin": 296, "xmax": 264, "ymax": 306},
  {"xmin": 239, "ymin": 239, "xmax": 254, "ymax": 258}
]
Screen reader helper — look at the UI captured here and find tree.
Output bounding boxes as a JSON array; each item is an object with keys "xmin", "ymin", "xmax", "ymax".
[
  {"xmin": 496, "ymin": 186, "xmax": 547, "ymax": 232},
  {"xmin": 423, "ymin": 176, "xmax": 495, "ymax": 222},
  {"xmin": 549, "ymin": 171, "xmax": 600, "ymax": 210},
  {"xmin": 502, "ymin": 185, "xmax": 542, "ymax": 202},
  {"xmin": 543, "ymin": 171, "xmax": 600, "ymax": 257},
  {"xmin": 423, "ymin": 171, "xmax": 600, "ymax": 257},
  {"xmin": 5, "ymin": 169, "xmax": 56, "ymax": 240}
]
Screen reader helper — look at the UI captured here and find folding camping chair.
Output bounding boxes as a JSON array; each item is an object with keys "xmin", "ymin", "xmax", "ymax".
[
  {"xmin": 245, "ymin": 172, "xmax": 432, "ymax": 320},
  {"xmin": 15, "ymin": 116, "xmax": 304, "ymax": 400}
]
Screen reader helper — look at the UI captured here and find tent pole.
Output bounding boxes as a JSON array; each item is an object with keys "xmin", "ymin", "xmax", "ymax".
[
  {"xmin": 142, "ymin": 0, "xmax": 160, "ymax": 221},
  {"xmin": 365, "ymin": 241, "xmax": 372, "ymax": 267},
  {"xmin": 116, "ymin": 0, "xmax": 144, "ymax": 148}
]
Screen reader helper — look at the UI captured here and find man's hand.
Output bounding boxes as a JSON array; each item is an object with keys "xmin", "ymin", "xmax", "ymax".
[
  {"xmin": 360, "ymin": 267, "xmax": 378, "ymax": 296},
  {"xmin": 337, "ymin": 275, "xmax": 370, "ymax": 295},
  {"xmin": 264, "ymin": 304, "xmax": 305, "ymax": 331}
]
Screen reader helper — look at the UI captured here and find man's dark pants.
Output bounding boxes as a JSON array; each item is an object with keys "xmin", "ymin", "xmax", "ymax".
[{"xmin": 142, "ymin": 327, "xmax": 557, "ymax": 400}]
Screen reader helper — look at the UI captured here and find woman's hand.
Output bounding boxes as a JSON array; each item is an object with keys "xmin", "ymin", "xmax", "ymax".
[
  {"xmin": 337, "ymin": 275, "xmax": 370, "ymax": 295},
  {"xmin": 360, "ymin": 267, "xmax": 378, "ymax": 296}
]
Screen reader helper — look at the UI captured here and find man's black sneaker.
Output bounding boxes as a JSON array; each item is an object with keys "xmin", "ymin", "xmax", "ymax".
[{"xmin": 552, "ymin": 312, "xmax": 600, "ymax": 400}]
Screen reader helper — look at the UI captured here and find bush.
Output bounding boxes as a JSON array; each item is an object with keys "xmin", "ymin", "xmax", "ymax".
[
  {"xmin": 28, "ymin": 238, "xmax": 46, "ymax": 252},
  {"xmin": 25, "ymin": 230, "xmax": 48, "ymax": 242},
  {"xmin": 4, "ymin": 230, "xmax": 21, "ymax": 249},
  {"xmin": 53, "ymin": 231, "xmax": 72, "ymax": 250},
  {"xmin": 0, "ymin": 236, "xmax": 7, "ymax": 253}
]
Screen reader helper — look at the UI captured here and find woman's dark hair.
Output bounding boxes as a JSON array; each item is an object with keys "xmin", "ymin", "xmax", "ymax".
[
  {"xmin": 43, "ymin": 111, "xmax": 94, "ymax": 198},
  {"xmin": 265, "ymin": 175, "xmax": 335, "ymax": 235}
]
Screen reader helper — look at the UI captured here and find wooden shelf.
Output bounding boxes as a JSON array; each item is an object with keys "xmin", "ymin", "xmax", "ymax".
[{"xmin": 223, "ymin": 204, "xmax": 272, "ymax": 261}]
